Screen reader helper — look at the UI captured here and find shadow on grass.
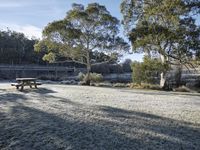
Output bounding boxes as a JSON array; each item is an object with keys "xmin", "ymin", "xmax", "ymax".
[
  {"xmin": 0, "ymin": 87, "xmax": 82, "ymax": 108},
  {"xmin": 120, "ymin": 89, "xmax": 200, "ymax": 97},
  {"xmin": 99, "ymin": 106, "xmax": 200, "ymax": 149},
  {"xmin": 0, "ymin": 105, "xmax": 137, "ymax": 150},
  {"xmin": 20, "ymin": 88, "xmax": 57, "ymax": 95},
  {"xmin": 0, "ymin": 93, "xmax": 27, "ymax": 104},
  {"xmin": 0, "ymin": 104, "xmax": 199, "ymax": 149},
  {"xmin": 0, "ymin": 87, "xmax": 58, "ymax": 105}
]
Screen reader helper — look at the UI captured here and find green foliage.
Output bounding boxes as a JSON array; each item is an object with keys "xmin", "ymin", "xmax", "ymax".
[
  {"xmin": 132, "ymin": 56, "xmax": 167, "ymax": 84},
  {"xmin": 131, "ymin": 62, "xmax": 143, "ymax": 85},
  {"xmin": 78, "ymin": 72, "xmax": 85, "ymax": 81},
  {"xmin": 88, "ymin": 73, "xmax": 103, "ymax": 83},
  {"xmin": 78, "ymin": 72, "xmax": 103, "ymax": 83},
  {"xmin": 43, "ymin": 52, "xmax": 56, "ymax": 63},
  {"xmin": 121, "ymin": 0, "xmax": 200, "ymax": 65},
  {"xmin": 35, "ymin": 3, "xmax": 130, "ymax": 84},
  {"xmin": 121, "ymin": 0, "xmax": 200, "ymax": 87},
  {"xmin": 0, "ymin": 30, "xmax": 44, "ymax": 64},
  {"xmin": 35, "ymin": 3, "xmax": 129, "ymax": 67}
]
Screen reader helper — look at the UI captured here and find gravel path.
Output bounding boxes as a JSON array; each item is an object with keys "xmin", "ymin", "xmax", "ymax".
[{"xmin": 0, "ymin": 83, "xmax": 200, "ymax": 150}]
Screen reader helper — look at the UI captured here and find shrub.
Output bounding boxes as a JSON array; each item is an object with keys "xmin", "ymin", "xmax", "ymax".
[
  {"xmin": 131, "ymin": 62, "xmax": 143, "ymax": 84},
  {"xmin": 88, "ymin": 73, "xmax": 103, "ymax": 83},
  {"xmin": 78, "ymin": 72, "xmax": 85, "ymax": 81},
  {"xmin": 78, "ymin": 72, "xmax": 103, "ymax": 83},
  {"xmin": 132, "ymin": 56, "xmax": 167, "ymax": 84}
]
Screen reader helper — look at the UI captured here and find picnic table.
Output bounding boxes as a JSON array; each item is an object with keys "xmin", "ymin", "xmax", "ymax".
[{"xmin": 11, "ymin": 78, "xmax": 42, "ymax": 90}]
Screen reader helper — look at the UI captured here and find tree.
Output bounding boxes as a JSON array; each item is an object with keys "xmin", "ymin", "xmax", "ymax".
[
  {"xmin": 0, "ymin": 29, "xmax": 44, "ymax": 65},
  {"xmin": 121, "ymin": 0, "xmax": 200, "ymax": 87},
  {"xmin": 35, "ymin": 3, "xmax": 129, "ymax": 84}
]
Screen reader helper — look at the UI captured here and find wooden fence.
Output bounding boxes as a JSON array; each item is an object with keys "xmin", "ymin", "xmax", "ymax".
[{"xmin": 0, "ymin": 65, "xmax": 86, "ymax": 80}]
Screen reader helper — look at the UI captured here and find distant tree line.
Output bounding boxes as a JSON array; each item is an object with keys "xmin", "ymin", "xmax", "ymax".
[
  {"xmin": 0, "ymin": 30, "xmax": 122, "ymax": 67},
  {"xmin": 92, "ymin": 59, "xmax": 132, "ymax": 74},
  {"xmin": 0, "ymin": 30, "xmax": 45, "ymax": 65}
]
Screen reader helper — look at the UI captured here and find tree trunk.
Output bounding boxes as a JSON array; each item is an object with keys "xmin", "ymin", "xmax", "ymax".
[
  {"xmin": 175, "ymin": 64, "xmax": 182, "ymax": 87},
  {"xmin": 160, "ymin": 55, "xmax": 167, "ymax": 88},
  {"xmin": 160, "ymin": 72, "xmax": 166, "ymax": 87},
  {"xmin": 85, "ymin": 51, "xmax": 91, "ymax": 85}
]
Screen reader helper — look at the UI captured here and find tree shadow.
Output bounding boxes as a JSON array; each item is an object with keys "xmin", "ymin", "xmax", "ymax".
[
  {"xmin": 0, "ymin": 104, "xmax": 199, "ymax": 149},
  {"xmin": 120, "ymin": 89, "xmax": 200, "ymax": 97},
  {"xmin": 20, "ymin": 88, "xmax": 57, "ymax": 95},
  {"xmin": 40, "ymin": 94, "xmax": 82, "ymax": 107},
  {"xmin": 99, "ymin": 106, "xmax": 200, "ymax": 149},
  {"xmin": 0, "ymin": 93, "xmax": 27, "ymax": 104},
  {"xmin": 0, "ymin": 87, "xmax": 82, "ymax": 109},
  {"xmin": 0, "ymin": 105, "xmax": 139, "ymax": 150}
]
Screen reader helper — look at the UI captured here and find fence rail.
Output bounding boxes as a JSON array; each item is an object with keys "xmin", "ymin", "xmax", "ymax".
[{"xmin": 0, "ymin": 65, "xmax": 83, "ymax": 72}]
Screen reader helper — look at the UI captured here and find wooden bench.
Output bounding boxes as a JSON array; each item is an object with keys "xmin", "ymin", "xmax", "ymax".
[
  {"xmin": 11, "ymin": 83, "xmax": 22, "ymax": 89},
  {"xmin": 11, "ymin": 82, "xmax": 42, "ymax": 90},
  {"xmin": 11, "ymin": 78, "xmax": 42, "ymax": 90}
]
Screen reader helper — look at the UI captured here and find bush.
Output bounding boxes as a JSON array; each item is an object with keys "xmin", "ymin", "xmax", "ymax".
[
  {"xmin": 78, "ymin": 72, "xmax": 103, "ymax": 83},
  {"xmin": 132, "ymin": 56, "xmax": 167, "ymax": 84},
  {"xmin": 78, "ymin": 72, "xmax": 85, "ymax": 81},
  {"xmin": 88, "ymin": 73, "xmax": 103, "ymax": 82},
  {"xmin": 131, "ymin": 62, "xmax": 143, "ymax": 84}
]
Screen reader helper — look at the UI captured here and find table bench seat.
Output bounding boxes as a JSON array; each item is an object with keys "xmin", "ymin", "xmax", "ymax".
[
  {"xmin": 36, "ymin": 82, "xmax": 42, "ymax": 85},
  {"xmin": 11, "ymin": 83, "xmax": 22, "ymax": 88},
  {"xmin": 11, "ymin": 82, "xmax": 42, "ymax": 86},
  {"xmin": 11, "ymin": 80, "xmax": 42, "ymax": 90}
]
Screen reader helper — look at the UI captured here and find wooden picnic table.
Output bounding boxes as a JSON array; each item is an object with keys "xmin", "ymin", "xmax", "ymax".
[{"xmin": 11, "ymin": 78, "xmax": 41, "ymax": 90}]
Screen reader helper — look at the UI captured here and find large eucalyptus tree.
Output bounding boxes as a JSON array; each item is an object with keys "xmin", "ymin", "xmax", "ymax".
[
  {"xmin": 121, "ymin": 0, "xmax": 200, "ymax": 87},
  {"xmin": 35, "ymin": 3, "xmax": 129, "ymax": 84}
]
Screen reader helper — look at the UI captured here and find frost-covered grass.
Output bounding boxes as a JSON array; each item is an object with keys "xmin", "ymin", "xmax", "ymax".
[{"xmin": 0, "ymin": 83, "xmax": 200, "ymax": 150}]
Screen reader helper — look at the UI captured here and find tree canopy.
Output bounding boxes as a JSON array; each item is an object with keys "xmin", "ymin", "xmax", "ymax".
[
  {"xmin": 0, "ymin": 30, "xmax": 44, "ymax": 65},
  {"xmin": 121, "ymin": 0, "xmax": 200, "ymax": 86},
  {"xmin": 35, "ymin": 3, "xmax": 130, "ymax": 84}
]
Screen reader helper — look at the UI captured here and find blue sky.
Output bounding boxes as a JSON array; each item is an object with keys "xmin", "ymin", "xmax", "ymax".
[
  {"xmin": 0, "ymin": 0, "xmax": 144, "ymax": 61},
  {"xmin": 0, "ymin": 1, "xmax": 199, "ymax": 62}
]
